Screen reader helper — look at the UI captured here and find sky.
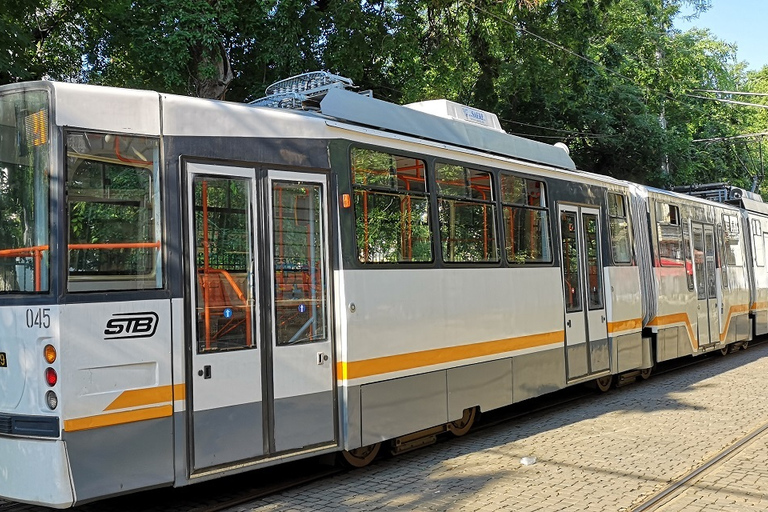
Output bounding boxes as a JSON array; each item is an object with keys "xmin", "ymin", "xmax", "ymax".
[{"xmin": 674, "ymin": 0, "xmax": 768, "ymax": 71}]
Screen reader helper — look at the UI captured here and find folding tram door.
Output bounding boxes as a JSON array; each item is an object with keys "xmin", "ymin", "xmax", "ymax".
[
  {"xmin": 691, "ymin": 222, "xmax": 720, "ymax": 345},
  {"xmin": 186, "ymin": 163, "xmax": 336, "ymax": 473},
  {"xmin": 559, "ymin": 204, "xmax": 610, "ymax": 382}
]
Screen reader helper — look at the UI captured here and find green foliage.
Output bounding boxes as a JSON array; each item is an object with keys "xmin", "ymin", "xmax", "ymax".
[{"xmin": 0, "ymin": 0, "xmax": 760, "ymax": 189}]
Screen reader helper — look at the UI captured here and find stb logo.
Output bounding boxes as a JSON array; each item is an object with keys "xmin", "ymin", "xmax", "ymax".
[{"xmin": 104, "ymin": 312, "xmax": 159, "ymax": 340}]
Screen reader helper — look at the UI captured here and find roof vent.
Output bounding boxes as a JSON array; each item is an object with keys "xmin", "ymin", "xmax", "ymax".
[
  {"xmin": 250, "ymin": 71, "xmax": 355, "ymax": 109},
  {"xmin": 404, "ymin": 99, "xmax": 504, "ymax": 132}
]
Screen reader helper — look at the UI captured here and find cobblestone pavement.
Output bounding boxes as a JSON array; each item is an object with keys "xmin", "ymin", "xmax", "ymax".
[{"xmin": 226, "ymin": 343, "xmax": 768, "ymax": 512}]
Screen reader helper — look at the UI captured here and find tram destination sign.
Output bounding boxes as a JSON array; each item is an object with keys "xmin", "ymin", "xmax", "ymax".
[{"xmin": 0, "ymin": 352, "xmax": 6, "ymax": 367}]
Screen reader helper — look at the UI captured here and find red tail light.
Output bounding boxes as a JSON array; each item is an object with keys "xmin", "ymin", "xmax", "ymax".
[{"xmin": 45, "ymin": 367, "xmax": 57, "ymax": 387}]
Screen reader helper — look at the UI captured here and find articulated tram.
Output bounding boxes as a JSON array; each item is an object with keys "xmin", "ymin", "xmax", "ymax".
[{"xmin": 0, "ymin": 73, "xmax": 764, "ymax": 507}]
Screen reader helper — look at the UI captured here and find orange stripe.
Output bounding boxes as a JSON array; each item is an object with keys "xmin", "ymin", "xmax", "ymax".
[
  {"xmin": 720, "ymin": 304, "xmax": 750, "ymax": 339},
  {"xmin": 751, "ymin": 301, "xmax": 768, "ymax": 311},
  {"xmin": 64, "ymin": 405, "xmax": 172, "ymax": 432},
  {"xmin": 647, "ymin": 313, "xmax": 698, "ymax": 350},
  {"xmin": 338, "ymin": 330, "xmax": 564, "ymax": 381},
  {"xmin": 649, "ymin": 304, "xmax": 751, "ymax": 348},
  {"xmin": 607, "ymin": 318, "xmax": 642, "ymax": 333},
  {"xmin": 105, "ymin": 383, "xmax": 186, "ymax": 411}
]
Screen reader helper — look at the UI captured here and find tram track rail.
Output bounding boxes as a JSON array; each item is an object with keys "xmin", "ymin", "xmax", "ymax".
[{"xmin": 631, "ymin": 419, "xmax": 768, "ymax": 511}]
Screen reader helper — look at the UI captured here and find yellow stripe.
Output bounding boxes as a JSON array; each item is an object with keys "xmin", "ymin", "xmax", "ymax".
[
  {"xmin": 607, "ymin": 318, "xmax": 642, "ymax": 334},
  {"xmin": 64, "ymin": 405, "xmax": 172, "ymax": 432},
  {"xmin": 648, "ymin": 304, "xmax": 751, "ymax": 348},
  {"xmin": 720, "ymin": 304, "xmax": 750, "ymax": 339},
  {"xmin": 105, "ymin": 383, "xmax": 186, "ymax": 411},
  {"xmin": 647, "ymin": 313, "xmax": 698, "ymax": 350},
  {"xmin": 338, "ymin": 330, "xmax": 563, "ymax": 381}
]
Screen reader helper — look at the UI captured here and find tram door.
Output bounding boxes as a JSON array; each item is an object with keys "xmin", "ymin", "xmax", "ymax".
[
  {"xmin": 267, "ymin": 170, "xmax": 335, "ymax": 453},
  {"xmin": 186, "ymin": 164, "xmax": 335, "ymax": 472},
  {"xmin": 187, "ymin": 164, "xmax": 263, "ymax": 470},
  {"xmin": 692, "ymin": 222, "xmax": 720, "ymax": 345},
  {"xmin": 559, "ymin": 205, "xmax": 609, "ymax": 381}
]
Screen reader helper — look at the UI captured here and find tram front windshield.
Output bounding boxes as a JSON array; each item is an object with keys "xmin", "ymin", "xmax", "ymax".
[{"xmin": 0, "ymin": 90, "xmax": 50, "ymax": 293}]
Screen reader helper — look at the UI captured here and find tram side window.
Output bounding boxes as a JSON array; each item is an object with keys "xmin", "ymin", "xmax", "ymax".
[
  {"xmin": 722, "ymin": 213, "xmax": 742, "ymax": 267},
  {"xmin": 436, "ymin": 163, "xmax": 498, "ymax": 263},
  {"xmin": 66, "ymin": 131, "xmax": 162, "ymax": 291},
  {"xmin": 754, "ymin": 220, "xmax": 765, "ymax": 267},
  {"xmin": 655, "ymin": 202, "xmax": 683, "ymax": 267},
  {"xmin": 500, "ymin": 173, "xmax": 551, "ymax": 264},
  {"xmin": 607, "ymin": 192, "xmax": 632, "ymax": 264},
  {"xmin": 351, "ymin": 148, "xmax": 432, "ymax": 263}
]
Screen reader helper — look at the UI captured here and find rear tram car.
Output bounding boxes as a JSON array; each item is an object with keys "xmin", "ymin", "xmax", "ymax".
[{"xmin": 0, "ymin": 73, "xmax": 763, "ymax": 507}]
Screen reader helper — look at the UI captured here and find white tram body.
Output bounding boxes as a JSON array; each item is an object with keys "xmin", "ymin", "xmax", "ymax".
[{"xmin": 0, "ymin": 78, "xmax": 765, "ymax": 507}]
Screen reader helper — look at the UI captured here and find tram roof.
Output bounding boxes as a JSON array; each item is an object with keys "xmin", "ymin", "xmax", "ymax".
[
  {"xmin": 318, "ymin": 88, "xmax": 576, "ymax": 172},
  {"xmin": 3, "ymin": 81, "xmax": 576, "ymax": 173}
]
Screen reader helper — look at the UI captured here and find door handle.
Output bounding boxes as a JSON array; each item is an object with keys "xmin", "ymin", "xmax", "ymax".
[
  {"xmin": 566, "ymin": 319, "xmax": 572, "ymax": 328},
  {"xmin": 317, "ymin": 352, "xmax": 329, "ymax": 365},
  {"xmin": 601, "ymin": 315, "xmax": 606, "ymax": 323},
  {"xmin": 198, "ymin": 365, "xmax": 212, "ymax": 379}
]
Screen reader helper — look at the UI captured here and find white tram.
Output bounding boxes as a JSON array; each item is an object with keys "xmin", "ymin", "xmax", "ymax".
[{"xmin": 0, "ymin": 73, "xmax": 763, "ymax": 507}]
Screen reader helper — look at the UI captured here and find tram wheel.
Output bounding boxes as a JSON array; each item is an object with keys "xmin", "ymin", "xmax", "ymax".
[
  {"xmin": 594, "ymin": 375, "xmax": 613, "ymax": 392},
  {"xmin": 340, "ymin": 442, "xmax": 381, "ymax": 468},
  {"xmin": 448, "ymin": 407, "xmax": 478, "ymax": 437},
  {"xmin": 741, "ymin": 340, "xmax": 750, "ymax": 350},
  {"xmin": 720, "ymin": 345, "xmax": 730, "ymax": 356},
  {"xmin": 639, "ymin": 367, "xmax": 653, "ymax": 380}
]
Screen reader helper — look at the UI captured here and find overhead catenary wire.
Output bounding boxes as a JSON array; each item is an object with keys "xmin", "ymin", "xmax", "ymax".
[{"xmin": 463, "ymin": 0, "xmax": 768, "ymax": 113}]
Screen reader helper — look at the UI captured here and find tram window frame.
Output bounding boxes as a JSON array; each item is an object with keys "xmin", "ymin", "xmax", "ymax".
[
  {"xmin": 607, "ymin": 192, "xmax": 632, "ymax": 265},
  {"xmin": 722, "ymin": 213, "xmax": 743, "ymax": 267},
  {"xmin": 499, "ymin": 172, "xmax": 552, "ymax": 265},
  {"xmin": 435, "ymin": 162, "xmax": 499, "ymax": 264},
  {"xmin": 753, "ymin": 219, "xmax": 765, "ymax": 267},
  {"xmin": 65, "ymin": 130, "xmax": 163, "ymax": 292},
  {"xmin": 655, "ymin": 202, "xmax": 684, "ymax": 267},
  {"xmin": 350, "ymin": 147, "xmax": 434, "ymax": 264}
]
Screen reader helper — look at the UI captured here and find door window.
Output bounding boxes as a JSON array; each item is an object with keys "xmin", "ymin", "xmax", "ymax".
[
  {"xmin": 583, "ymin": 213, "xmax": 603, "ymax": 310},
  {"xmin": 193, "ymin": 176, "xmax": 254, "ymax": 353},
  {"xmin": 561, "ymin": 211, "xmax": 581, "ymax": 312},
  {"xmin": 272, "ymin": 181, "xmax": 328, "ymax": 345},
  {"xmin": 693, "ymin": 224, "xmax": 706, "ymax": 300}
]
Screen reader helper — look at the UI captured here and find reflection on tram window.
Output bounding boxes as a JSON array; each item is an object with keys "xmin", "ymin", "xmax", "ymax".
[
  {"xmin": 436, "ymin": 163, "xmax": 498, "ymax": 263},
  {"xmin": 351, "ymin": 148, "xmax": 432, "ymax": 263},
  {"xmin": 272, "ymin": 181, "xmax": 327, "ymax": 345},
  {"xmin": 722, "ymin": 213, "xmax": 742, "ymax": 267},
  {"xmin": 0, "ymin": 90, "xmax": 50, "ymax": 292},
  {"xmin": 500, "ymin": 173, "xmax": 551, "ymax": 264},
  {"xmin": 561, "ymin": 212, "xmax": 581, "ymax": 312},
  {"xmin": 607, "ymin": 192, "xmax": 632, "ymax": 264},
  {"xmin": 584, "ymin": 214, "xmax": 603, "ymax": 310},
  {"xmin": 656, "ymin": 202, "xmax": 683, "ymax": 267},
  {"xmin": 753, "ymin": 220, "xmax": 765, "ymax": 267},
  {"xmin": 66, "ymin": 131, "xmax": 162, "ymax": 291},
  {"xmin": 193, "ymin": 177, "xmax": 254, "ymax": 353}
]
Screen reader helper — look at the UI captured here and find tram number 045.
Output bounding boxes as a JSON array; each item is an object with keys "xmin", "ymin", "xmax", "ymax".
[{"xmin": 26, "ymin": 308, "xmax": 51, "ymax": 329}]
